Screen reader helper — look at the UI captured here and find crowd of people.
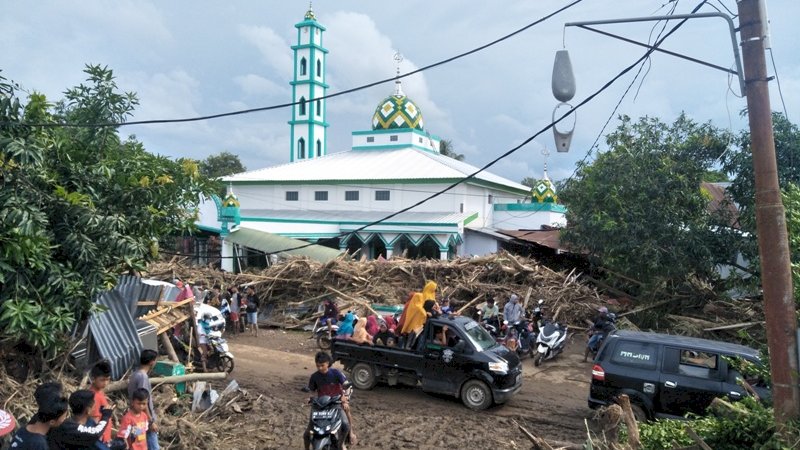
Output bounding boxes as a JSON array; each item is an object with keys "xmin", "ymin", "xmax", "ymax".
[{"xmin": 8, "ymin": 350, "xmax": 161, "ymax": 450}]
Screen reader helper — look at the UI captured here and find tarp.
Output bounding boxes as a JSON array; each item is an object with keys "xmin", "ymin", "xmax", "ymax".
[{"xmin": 225, "ymin": 227, "xmax": 344, "ymax": 263}]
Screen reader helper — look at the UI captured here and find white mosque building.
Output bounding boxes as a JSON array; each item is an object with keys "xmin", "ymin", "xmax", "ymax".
[{"xmin": 196, "ymin": 7, "xmax": 565, "ymax": 270}]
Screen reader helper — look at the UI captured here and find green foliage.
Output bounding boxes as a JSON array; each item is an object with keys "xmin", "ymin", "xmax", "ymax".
[
  {"xmin": 439, "ymin": 139, "xmax": 465, "ymax": 161},
  {"xmin": 0, "ymin": 65, "xmax": 217, "ymax": 354},
  {"xmin": 703, "ymin": 169, "xmax": 730, "ymax": 182},
  {"xmin": 520, "ymin": 176, "xmax": 537, "ymax": 188},
  {"xmin": 199, "ymin": 151, "xmax": 246, "ymax": 179},
  {"xmin": 782, "ymin": 183, "xmax": 800, "ymax": 306},
  {"xmin": 559, "ymin": 114, "xmax": 738, "ymax": 297},
  {"xmin": 638, "ymin": 397, "xmax": 798, "ymax": 450}
]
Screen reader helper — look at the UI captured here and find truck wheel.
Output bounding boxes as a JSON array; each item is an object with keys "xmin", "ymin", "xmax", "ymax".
[
  {"xmin": 317, "ymin": 334, "xmax": 332, "ymax": 350},
  {"xmin": 461, "ymin": 380, "xmax": 493, "ymax": 410},
  {"xmin": 350, "ymin": 363, "xmax": 377, "ymax": 390}
]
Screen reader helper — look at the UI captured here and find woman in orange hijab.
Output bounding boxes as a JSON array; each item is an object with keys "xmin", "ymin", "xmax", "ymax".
[{"xmin": 400, "ymin": 293, "xmax": 427, "ymax": 341}]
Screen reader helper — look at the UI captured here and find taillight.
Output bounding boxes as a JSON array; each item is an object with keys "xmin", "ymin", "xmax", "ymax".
[{"xmin": 592, "ymin": 364, "xmax": 605, "ymax": 381}]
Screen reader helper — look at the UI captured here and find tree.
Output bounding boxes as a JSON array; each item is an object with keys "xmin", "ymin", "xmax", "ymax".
[
  {"xmin": 559, "ymin": 114, "xmax": 738, "ymax": 296},
  {"xmin": 439, "ymin": 139, "xmax": 465, "ymax": 161},
  {"xmin": 0, "ymin": 66, "xmax": 217, "ymax": 352},
  {"xmin": 520, "ymin": 177, "xmax": 537, "ymax": 188},
  {"xmin": 200, "ymin": 151, "xmax": 246, "ymax": 179}
]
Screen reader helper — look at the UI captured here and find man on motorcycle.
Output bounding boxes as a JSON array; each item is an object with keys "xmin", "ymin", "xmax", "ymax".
[
  {"xmin": 304, "ymin": 352, "xmax": 356, "ymax": 449},
  {"xmin": 584, "ymin": 307, "xmax": 615, "ymax": 362},
  {"xmin": 321, "ymin": 297, "xmax": 339, "ymax": 339}
]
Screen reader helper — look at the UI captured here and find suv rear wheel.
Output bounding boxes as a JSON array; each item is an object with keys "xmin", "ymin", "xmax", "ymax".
[{"xmin": 629, "ymin": 402, "xmax": 648, "ymax": 422}]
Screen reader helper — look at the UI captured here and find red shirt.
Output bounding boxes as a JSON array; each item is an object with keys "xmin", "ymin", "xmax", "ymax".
[
  {"xmin": 89, "ymin": 387, "xmax": 112, "ymax": 443},
  {"xmin": 117, "ymin": 410, "xmax": 149, "ymax": 450}
]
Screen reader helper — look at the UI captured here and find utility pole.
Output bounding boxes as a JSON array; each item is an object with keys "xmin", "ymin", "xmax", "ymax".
[{"xmin": 737, "ymin": 0, "xmax": 800, "ymax": 424}]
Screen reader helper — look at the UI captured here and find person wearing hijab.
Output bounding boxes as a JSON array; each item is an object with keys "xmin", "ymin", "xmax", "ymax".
[
  {"xmin": 336, "ymin": 312, "xmax": 356, "ymax": 337},
  {"xmin": 421, "ymin": 281, "xmax": 441, "ymax": 318},
  {"xmin": 395, "ymin": 292, "xmax": 416, "ymax": 336},
  {"xmin": 400, "ymin": 293, "xmax": 427, "ymax": 348},
  {"xmin": 365, "ymin": 315, "xmax": 380, "ymax": 336},
  {"xmin": 350, "ymin": 317, "xmax": 373, "ymax": 345},
  {"xmin": 383, "ymin": 314, "xmax": 397, "ymax": 333}
]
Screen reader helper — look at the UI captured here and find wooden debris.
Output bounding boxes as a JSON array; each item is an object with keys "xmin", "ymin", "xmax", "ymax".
[{"xmin": 107, "ymin": 372, "xmax": 228, "ymax": 393}]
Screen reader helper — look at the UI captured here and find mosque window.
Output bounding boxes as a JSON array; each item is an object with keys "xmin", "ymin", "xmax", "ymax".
[
  {"xmin": 390, "ymin": 135, "xmax": 398, "ymax": 142},
  {"xmin": 315, "ymin": 191, "xmax": 329, "ymax": 201},
  {"xmin": 286, "ymin": 191, "xmax": 299, "ymax": 201},
  {"xmin": 316, "ymin": 140, "xmax": 322, "ymax": 156},
  {"xmin": 299, "ymin": 97, "xmax": 306, "ymax": 116},
  {"xmin": 298, "ymin": 138, "xmax": 306, "ymax": 158},
  {"xmin": 300, "ymin": 57, "xmax": 307, "ymax": 76},
  {"xmin": 345, "ymin": 191, "xmax": 359, "ymax": 201},
  {"xmin": 316, "ymin": 99, "xmax": 321, "ymax": 116},
  {"xmin": 366, "ymin": 137, "xmax": 375, "ymax": 143},
  {"xmin": 375, "ymin": 190, "xmax": 390, "ymax": 201},
  {"xmin": 316, "ymin": 59, "xmax": 322, "ymax": 77},
  {"xmin": 418, "ymin": 137, "xmax": 423, "ymax": 143}
]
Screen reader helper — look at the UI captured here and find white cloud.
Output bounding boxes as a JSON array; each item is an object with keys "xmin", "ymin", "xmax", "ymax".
[
  {"xmin": 238, "ymin": 24, "xmax": 293, "ymax": 78},
  {"xmin": 234, "ymin": 74, "xmax": 288, "ymax": 97}
]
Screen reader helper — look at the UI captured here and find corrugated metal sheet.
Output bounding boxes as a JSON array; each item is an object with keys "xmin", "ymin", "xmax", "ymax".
[
  {"xmin": 88, "ymin": 289, "xmax": 143, "ymax": 380},
  {"xmin": 223, "ymin": 147, "xmax": 529, "ymax": 193},
  {"xmin": 225, "ymin": 227, "xmax": 343, "ymax": 263}
]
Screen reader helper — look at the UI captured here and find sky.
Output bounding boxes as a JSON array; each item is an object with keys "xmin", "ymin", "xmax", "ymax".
[{"xmin": 2, "ymin": 0, "xmax": 798, "ymax": 184}]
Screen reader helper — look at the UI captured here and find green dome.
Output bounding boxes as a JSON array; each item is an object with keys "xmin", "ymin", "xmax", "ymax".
[
  {"xmin": 372, "ymin": 94, "xmax": 424, "ymax": 131},
  {"xmin": 532, "ymin": 178, "xmax": 558, "ymax": 203}
]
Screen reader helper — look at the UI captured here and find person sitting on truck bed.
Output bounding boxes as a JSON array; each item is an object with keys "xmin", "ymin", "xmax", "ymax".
[
  {"xmin": 373, "ymin": 321, "xmax": 396, "ymax": 346},
  {"xmin": 350, "ymin": 317, "xmax": 373, "ymax": 345},
  {"xmin": 304, "ymin": 352, "xmax": 356, "ymax": 449},
  {"xmin": 336, "ymin": 312, "xmax": 356, "ymax": 338}
]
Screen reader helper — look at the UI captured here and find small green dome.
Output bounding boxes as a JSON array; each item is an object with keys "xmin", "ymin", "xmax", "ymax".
[
  {"xmin": 532, "ymin": 178, "xmax": 558, "ymax": 203},
  {"xmin": 372, "ymin": 94, "xmax": 424, "ymax": 131}
]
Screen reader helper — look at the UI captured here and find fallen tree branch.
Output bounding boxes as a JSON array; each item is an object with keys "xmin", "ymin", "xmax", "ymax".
[{"xmin": 107, "ymin": 372, "xmax": 227, "ymax": 393}]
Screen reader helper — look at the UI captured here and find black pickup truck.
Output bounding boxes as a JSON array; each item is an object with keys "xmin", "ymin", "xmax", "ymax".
[{"xmin": 331, "ymin": 315, "xmax": 523, "ymax": 410}]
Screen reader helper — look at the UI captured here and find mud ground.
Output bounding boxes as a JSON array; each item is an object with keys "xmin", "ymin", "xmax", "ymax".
[{"xmin": 224, "ymin": 327, "xmax": 596, "ymax": 449}]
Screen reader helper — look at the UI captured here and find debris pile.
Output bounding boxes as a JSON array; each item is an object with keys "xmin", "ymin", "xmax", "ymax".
[{"xmin": 146, "ymin": 251, "xmax": 609, "ymax": 329}]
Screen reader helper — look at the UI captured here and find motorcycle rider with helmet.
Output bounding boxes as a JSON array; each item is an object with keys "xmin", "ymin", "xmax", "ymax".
[{"xmin": 584, "ymin": 307, "xmax": 616, "ymax": 362}]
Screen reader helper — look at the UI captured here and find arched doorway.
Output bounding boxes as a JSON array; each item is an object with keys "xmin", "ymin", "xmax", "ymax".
[
  {"xmin": 417, "ymin": 236, "xmax": 441, "ymax": 259},
  {"xmin": 345, "ymin": 235, "xmax": 364, "ymax": 258},
  {"xmin": 367, "ymin": 235, "xmax": 387, "ymax": 260}
]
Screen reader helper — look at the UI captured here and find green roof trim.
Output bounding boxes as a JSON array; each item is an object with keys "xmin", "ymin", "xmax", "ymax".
[
  {"xmin": 240, "ymin": 216, "xmax": 461, "ymax": 227},
  {"xmin": 463, "ymin": 212, "xmax": 479, "ymax": 226},
  {"xmin": 493, "ymin": 203, "xmax": 567, "ymax": 213},
  {"xmin": 225, "ymin": 227, "xmax": 343, "ymax": 262}
]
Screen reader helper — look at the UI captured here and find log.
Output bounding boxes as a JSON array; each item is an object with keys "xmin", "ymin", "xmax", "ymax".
[
  {"xmin": 618, "ymin": 298, "xmax": 673, "ymax": 318},
  {"xmin": 160, "ymin": 333, "xmax": 179, "ymax": 362},
  {"xmin": 513, "ymin": 419, "xmax": 554, "ymax": 450},
  {"xmin": 617, "ymin": 395, "xmax": 640, "ymax": 450},
  {"xmin": 325, "ymin": 286, "xmax": 382, "ymax": 317},
  {"xmin": 455, "ymin": 293, "xmax": 484, "ymax": 315},
  {"xmin": 107, "ymin": 372, "xmax": 228, "ymax": 393},
  {"xmin": 703, "ymin": 321, "xmax": 763, "ymax": 332}
]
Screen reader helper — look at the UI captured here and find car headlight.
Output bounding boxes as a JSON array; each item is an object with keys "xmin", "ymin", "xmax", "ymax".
[{"xmin": 488, "ymin": 362, "xmax": 508, "ymax": 375}]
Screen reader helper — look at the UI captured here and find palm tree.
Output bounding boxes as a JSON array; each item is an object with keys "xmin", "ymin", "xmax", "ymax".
[{"xmin": 439, "ymin": 139, "xmax": 465, "ymax": 161}]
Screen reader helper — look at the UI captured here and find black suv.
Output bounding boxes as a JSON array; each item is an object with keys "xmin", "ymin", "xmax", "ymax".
[{"xmin": 588, "ymin": 330, "xmax": 769, "ymax": 420}]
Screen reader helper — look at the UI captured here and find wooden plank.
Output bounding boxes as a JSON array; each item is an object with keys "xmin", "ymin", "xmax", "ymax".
[{"xmin": 703, "ymin": 321, "xmax": 763, "ymax": 331}]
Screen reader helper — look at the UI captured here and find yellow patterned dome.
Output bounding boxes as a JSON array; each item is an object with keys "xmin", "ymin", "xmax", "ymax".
[
  {"xmin": 371, "ymin": 94, "xmax": 424, "ymax": 131},
  {"xmin": 532, "ymin": 177, "xmax": 558, "ymax": 203}
]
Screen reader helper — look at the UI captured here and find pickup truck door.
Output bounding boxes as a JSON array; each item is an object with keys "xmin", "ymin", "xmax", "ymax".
[
  {"xmin": 658, "ymin": 347, "xmax": 723, "ymax": 416},
  {"xmin": 420, "ymin": 323, "xmax": 468, "ymax": 396}
]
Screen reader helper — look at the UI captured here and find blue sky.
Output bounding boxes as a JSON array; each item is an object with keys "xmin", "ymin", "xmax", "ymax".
[{"xmin": 2, "ymin": 0, "xmax": 797, "ymax": 184}]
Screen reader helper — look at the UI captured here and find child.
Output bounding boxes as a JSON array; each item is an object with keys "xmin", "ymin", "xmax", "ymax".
[
  {"xmin": 303, "ymin": 352, "xmax": 356, "ymax": 450},
  {"xmin": 197, "ymin": 314, "xmax": 212, "ymax": 372},
  {"xmin": 48, "ymin": 390, "xmax": 112, "ymax": 450},
  {"xmin": 127, "ymin": 349, "xmax": 159, "ymax": 450},
  {"xmin": 88, "ymin": 360, "xmax": 113, "ymax": 447},
  {"xmin": 116, "ymin": 389, "xmax": 150, "ymax": 450},
  {"xmin": 10, "ymin": 393, "xmax": 68, "ymax": 449}
]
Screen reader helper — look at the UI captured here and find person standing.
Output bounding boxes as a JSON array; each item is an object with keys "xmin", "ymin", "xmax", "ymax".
[
  {"xmin": 10, "ymin": 395, "xmax": 69, "ymax": 450},
  {"xmin": 228, "ymin": 286, "xmax": 241, "ymax": 335},
  {"xmin": 48, "ymin": 390, "xmax": 112, "ymax": 450},
  {"xmin": 127, "ymin": 350, "xmax": 159, "ymax": 450},
  {"xmin": 87, "ymin": 360, "xmax": 113, "ymax": 448},
  {"xmin": 244, "ymin": 286, "xmax": 260, "ymax": 337},
  {"xmin": 116, "ymin": 389, "xmax": 150, "ymax": 450}
]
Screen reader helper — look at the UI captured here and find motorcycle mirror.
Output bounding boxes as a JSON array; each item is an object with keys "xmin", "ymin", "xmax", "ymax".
[{"xmin": 538, "ymin": 299, "xmax": 544, "ymax": 305}]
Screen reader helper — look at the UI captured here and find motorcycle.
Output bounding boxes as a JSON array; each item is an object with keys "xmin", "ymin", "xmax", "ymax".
[
  {"xmin": 306, "ymin": 383, "xmax": 353, "ymax": 450},
  {"xmin": 508, "ymin": 319, "xmax": 536, "ymax": 358},
  {"xmin": 476, "ymin": 310, "xmax": 502, "ymax": 339},
  {"xmin": 171, "ymin": 330, "xmax": 235, "ymax": 373},
  {"xmin": 533, "ymin": 319, "xmax": 568, "ymax": 367},
  {"xmin": 585, "ymin": 313, "xmax": 617, "ymax": 361},
  {"xmin": 312, "ymin": 318, "xmax": 340, "ymax": 351},
  {"xmin": 531, "ymin": 299, "xmax": 545, "ymax": 331}
]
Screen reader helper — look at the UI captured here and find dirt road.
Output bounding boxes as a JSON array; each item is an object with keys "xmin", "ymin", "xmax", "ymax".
[{"xmin": 226, "ymin": 328, "xmax": 595, "ymax": 449}]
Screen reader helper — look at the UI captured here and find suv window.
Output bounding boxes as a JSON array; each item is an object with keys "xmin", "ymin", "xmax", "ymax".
[
  {"xmin": 609, "ymin": 340, "xmax": 658, "ymax": 369},
  {"xmin": 668, "ymin": 348, "xmax": 720, "ymax": 380}
]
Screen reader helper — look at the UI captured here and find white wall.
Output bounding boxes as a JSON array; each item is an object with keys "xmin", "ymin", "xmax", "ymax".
[{"xmin": 463, "ymin": 229, "xmax": 500, "ymax": 256}]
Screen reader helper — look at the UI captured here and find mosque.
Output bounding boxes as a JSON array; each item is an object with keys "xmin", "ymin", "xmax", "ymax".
[{"xmin": 196, "ymin": 7, "xmax": 565, "ymax": 270}]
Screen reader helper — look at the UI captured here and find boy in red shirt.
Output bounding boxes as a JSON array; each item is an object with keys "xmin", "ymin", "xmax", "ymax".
[
  {"xmin": 117, "ymin": 389, "xmax": 150, "ymax": 450},
  {"xmin": 88, "ymin": 359, "xmax": 113, "ymax": 446}
]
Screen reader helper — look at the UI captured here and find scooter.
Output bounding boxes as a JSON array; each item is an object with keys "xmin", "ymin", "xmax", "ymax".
[
  {"xmin": 476, "ymin": 310, "xmax": 502, "ymax": 338},
  {"xmin": 533, "ymin": 319, "xmax": 568, "ymax": 367},
  {"xmin": 306, "ymin": 383, "xmax": 353, "ymax": 450},
  {"xmin": 312, "ymin": 318, "xmax": 340, "ymax": 351},
  {"xmin": 171, "ymin": 330, "xmax": 235, "ymax": 373},
  {"xmin": 508, "ymin": 319, "xmax": 536, "ymax": 358}
]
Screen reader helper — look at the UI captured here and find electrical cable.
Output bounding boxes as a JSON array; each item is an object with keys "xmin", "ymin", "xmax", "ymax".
[
  {"xmin": 768, "ymin": 48, "xmax": 791, "ymax": 122},
  {"xmin": 222, "ymin": 2, "xmax": 707, "ymax": 258},
  {"xmin": 1, "ymin": 0, "xmax": 586, "ymax": 129}
]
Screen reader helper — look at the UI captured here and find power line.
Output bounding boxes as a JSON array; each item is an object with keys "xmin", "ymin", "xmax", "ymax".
[
  {"xmin": 768, "ymin": 48, "xmax": 791, "ymax": 122},
  {"xmin": 563, "ymin": 0, "xmax": 709, "ymax": 186},
  {"xmin": 227, "ymin": 2, "xmax": 707, "ymax": 257},
  {"xmin": 1, "ymin": 0, "xmax": 586, "ymax": 129}
]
